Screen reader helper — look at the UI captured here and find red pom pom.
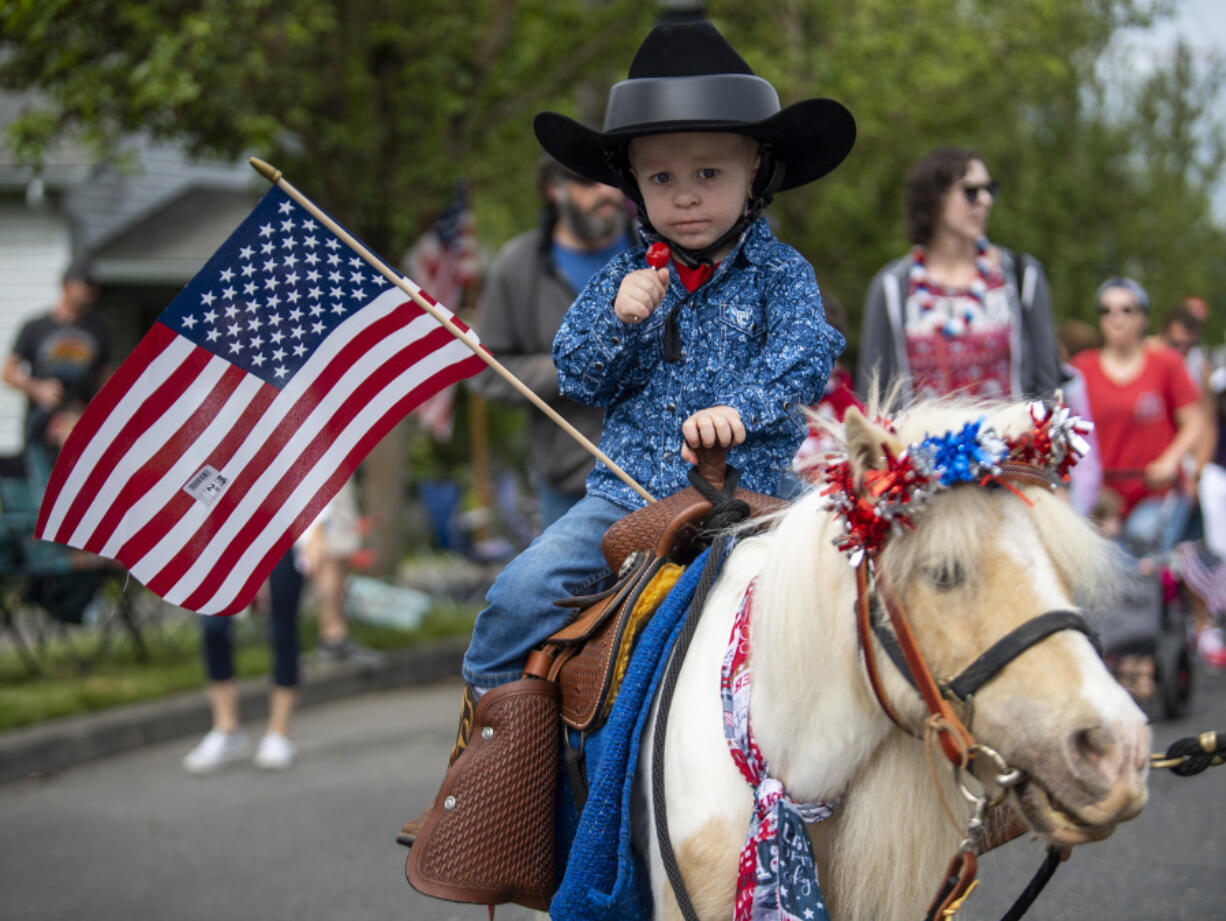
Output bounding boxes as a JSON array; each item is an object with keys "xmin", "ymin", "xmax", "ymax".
[{"xmin": 646, "ymin": 242, "xmax": 671, "ymax": 269}]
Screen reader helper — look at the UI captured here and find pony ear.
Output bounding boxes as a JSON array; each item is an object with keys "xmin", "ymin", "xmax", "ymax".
[{"xmin": 843, "ymin": 407, "xmax": 904, "ymax": 481}]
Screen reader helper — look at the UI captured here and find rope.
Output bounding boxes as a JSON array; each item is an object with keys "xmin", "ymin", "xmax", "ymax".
[
  {"xmin": 652, "ymin": 463, "xmax": 752, "ymax": 921},
  {"xmin": 998, "ymin": 847, "xmax": 1065, "ymax": 921},
  {"xmin": 651, "ymin": 537, "xmax": 730, "ymax": 921},
  {"xmin": 1152, "ymin": 731, "xmax": 1225, "ymax": 776},
  {"xmin": 686, "ymin": 464, "xmax": 750, "ymax": 532}
]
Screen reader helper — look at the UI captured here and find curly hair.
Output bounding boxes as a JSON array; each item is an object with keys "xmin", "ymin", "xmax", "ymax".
[{"xmin": 905, "ymin": 147, "xmax": 981, "ymax": 246}]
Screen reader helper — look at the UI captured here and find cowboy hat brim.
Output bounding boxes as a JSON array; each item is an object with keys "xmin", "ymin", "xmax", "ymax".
[{"xmin": 534, "ymin": 97, "xmax": 855, "ymax": 193}]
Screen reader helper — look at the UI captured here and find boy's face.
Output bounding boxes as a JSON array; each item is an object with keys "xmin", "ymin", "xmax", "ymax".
[{"xmin": 628, "ymin": 132, "xmax": 759, "ymax": 262}]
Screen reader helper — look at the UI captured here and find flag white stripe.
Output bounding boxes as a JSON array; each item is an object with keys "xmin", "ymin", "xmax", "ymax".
[
  {"xmin": 66, "ymin": 357, "xmax": 233, "ymax": 548},
  {"xmin": 59, "ymin": 287, "xmax": 402, "ymax": 551},
  {"xmin": 39, "ymin": 336, "xmax": 200, "ymax": 540},
  {"xmin": 141, "ymin": 302, "xmax": 455, "ymax": 602},
  {"xmin": 124, "ymin": 288, "xmax": 413, "ymax": 585},
  {"xmin": 189, "ymin": 336, "xmax": 478, "ymax": 613},
  {"xmin": 98, "ymin": 372, "xmax": 268, "ymax": 559}
]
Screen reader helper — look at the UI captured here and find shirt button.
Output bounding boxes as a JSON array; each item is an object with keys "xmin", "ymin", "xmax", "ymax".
[
  {"xmin": 665, "ymin": 402, "xmax": 676, "ymax": 413},
  {"xmin": 593, "ymin": 361, "xmax": 604, "ymax": 370},
  {"xmin": 611, "ymin": 336, "xmax": 620, "ymax": 345}
]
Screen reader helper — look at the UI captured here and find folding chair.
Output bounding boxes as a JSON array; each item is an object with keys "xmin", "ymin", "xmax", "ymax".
[{"xmin": 0, "ymin": 450, "xmax": 149, "ymax": 675}]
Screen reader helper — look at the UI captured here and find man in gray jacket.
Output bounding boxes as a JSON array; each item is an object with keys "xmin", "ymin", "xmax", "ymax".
[{"xmin": 470, "ymin": 155, "xmax": 630, "ymax": 526}]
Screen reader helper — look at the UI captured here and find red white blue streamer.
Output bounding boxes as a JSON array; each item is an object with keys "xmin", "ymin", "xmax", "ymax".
[
  {"xmin": 722, "ymin": 578, "xmax": 840, "ymax": 921},
  {"xmin": 823, "ymin": 401, "xmax": 1092, "ymax": 560}
]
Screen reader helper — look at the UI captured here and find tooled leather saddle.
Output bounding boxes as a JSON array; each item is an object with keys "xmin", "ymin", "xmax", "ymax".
[{"xmin": 404, "ymin": 448, "xmax": 785, "ymax": 910}]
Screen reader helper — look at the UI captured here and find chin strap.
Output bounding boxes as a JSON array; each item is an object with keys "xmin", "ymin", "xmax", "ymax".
[{"xmin": 605, "ymin": 142, "xmax": 785, "ymax": 267}]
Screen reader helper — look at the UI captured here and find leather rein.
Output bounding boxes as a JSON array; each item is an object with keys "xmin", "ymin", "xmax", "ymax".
[{"xmin": 852, "ymin": 461, "xmax": 1097, "ymax": 919}]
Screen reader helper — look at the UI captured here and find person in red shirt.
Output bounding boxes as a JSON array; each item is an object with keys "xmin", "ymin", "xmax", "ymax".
[{"xmin": 1071, "ymin": 277, "xmax": 1203, "ymax": 551}]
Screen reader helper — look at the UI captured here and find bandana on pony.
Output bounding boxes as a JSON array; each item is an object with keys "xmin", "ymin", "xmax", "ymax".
[
  {"xmin": 822, "ymin": 401, "xmax": 1092, "ymax": 561},
  {"xmin": 722, "ymin": 579, "xmax": 840, "ymax": 921}
]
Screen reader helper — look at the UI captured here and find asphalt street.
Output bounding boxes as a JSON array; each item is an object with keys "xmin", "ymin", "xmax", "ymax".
[{"xmin": 2, "ymin": 670, "xmax": 1224, "ymax": 921}]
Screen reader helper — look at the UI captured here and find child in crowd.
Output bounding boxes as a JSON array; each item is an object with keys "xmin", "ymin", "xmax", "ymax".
[{"xmin": 399, "ymin": 19, "xmax": 854, "ymax": 843}]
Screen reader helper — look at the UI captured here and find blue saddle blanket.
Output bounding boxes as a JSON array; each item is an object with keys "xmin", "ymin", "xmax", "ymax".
[{"xmin": 550, "ymin": 546, "xmax": 712, "ymax": 921}]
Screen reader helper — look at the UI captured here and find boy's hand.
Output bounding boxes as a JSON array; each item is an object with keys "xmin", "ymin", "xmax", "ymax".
[
  {"xmin": 681, "ymin": 405, "xmax": 745, "ymax": 466},
  {"xmin": 614, "ymin": 267, "xmax": 669, "ymax": 325}
]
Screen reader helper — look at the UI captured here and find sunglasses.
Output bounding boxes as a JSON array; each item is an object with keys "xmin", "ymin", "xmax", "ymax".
[
  {"xmin": 1097, "ymin": 304, "xmax": 1141, "ymax": 317},
  {"xmin": 960, "ymin": 182, "xmax": 998, "ymax": 204}
]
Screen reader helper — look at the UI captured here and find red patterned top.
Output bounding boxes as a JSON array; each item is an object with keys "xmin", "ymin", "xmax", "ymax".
[{"xmin": 904, "ymin": 246, "xmax": 1012, "ymax": 399}]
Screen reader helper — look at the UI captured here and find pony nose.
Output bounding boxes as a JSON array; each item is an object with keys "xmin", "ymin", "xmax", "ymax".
[
  {"xmin": 1065, "ymin": 722, "xmax": 1138, "ymax": 800},
  {"xmin": 1071, "ymin": 725, "xmax": 1120, "ymax": 774}
]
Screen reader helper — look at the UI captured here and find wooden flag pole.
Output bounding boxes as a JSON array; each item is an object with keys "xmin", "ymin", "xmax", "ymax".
[{"xmin": 250, "ymin": 157, "xmax": 655, "ymax": 504}]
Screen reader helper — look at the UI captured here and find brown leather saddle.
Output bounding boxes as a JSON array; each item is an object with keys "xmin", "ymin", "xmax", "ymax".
[{"xmin": 405, "ymin": 448, "xmax": 785, "ymax": 909}]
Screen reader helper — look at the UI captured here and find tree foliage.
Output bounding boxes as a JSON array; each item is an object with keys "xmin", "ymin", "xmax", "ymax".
[
  {"xmin": 1, "ymin": 0, "xmax": 649, "ymax": 257},
  {"xmin": 713, "ymin": 0, "xmax": 1226, "ymax": 353},
  {"xmin": 3, "ymin": 0, "xmax": 1224, "ymax": 350}
]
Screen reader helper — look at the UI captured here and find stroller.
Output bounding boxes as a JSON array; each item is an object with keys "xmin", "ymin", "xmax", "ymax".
[{"xmin": 1093, "ymin": 485, "xmax": 1196, "ymax": 719}]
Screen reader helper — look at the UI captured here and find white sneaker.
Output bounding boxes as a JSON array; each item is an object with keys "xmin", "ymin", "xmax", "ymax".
[
  {"xmin": 182, "ymin": 730, "xmax": 249, "ymax": 774},
  {"xmin": 1198, "ymin": 625, "xmax": 1226, "ymax": 671},
  {"xmin": 254, "ymin": 732, "xmax": 297, "ymax": 771}
]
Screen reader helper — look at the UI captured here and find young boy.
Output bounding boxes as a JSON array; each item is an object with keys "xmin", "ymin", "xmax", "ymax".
[{"xmin": 399, "ymin": 19, "xmax": 854, "ymax": 844}]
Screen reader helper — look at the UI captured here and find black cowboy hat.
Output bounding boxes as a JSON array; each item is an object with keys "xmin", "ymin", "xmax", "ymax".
[{"xmin": 533, "ymin": 20, "xmax": 855, "ymax": 194}]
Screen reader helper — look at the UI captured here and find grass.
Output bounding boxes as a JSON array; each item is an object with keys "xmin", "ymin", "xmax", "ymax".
[{"xmin": 0, "ymin": 593, "xmax": 480, "ymax": 732}]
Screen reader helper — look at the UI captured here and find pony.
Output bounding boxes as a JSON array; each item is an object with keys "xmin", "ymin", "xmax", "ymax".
[{"xmin": 636, "ymin": 398, "xmax": 1150, "ymax": 921}]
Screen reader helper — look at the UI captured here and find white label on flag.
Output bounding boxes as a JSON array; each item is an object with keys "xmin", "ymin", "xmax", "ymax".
[{"xmin": 183, "ymin": 465, "xmax": 230, "ymax": 506}]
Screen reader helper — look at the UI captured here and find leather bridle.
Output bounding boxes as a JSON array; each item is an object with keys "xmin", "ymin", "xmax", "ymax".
[{"xmin": 850, "ymin": 461, "xmax": 1097, "ymax": 919}]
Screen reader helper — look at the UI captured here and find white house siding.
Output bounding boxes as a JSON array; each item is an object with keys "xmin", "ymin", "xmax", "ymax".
[{"xmin": 0, "ymin": 202, "xmax": 71, "ymax": 455}]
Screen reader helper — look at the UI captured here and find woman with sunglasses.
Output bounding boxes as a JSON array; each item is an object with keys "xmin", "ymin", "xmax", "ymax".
[
  {"xmin": 1071, "ymin": 278, "xmax": 1204, "ymax": 551},
  {"xmin": 857, "ymin": 146, "xmax": 1060, "ymax": 403}
]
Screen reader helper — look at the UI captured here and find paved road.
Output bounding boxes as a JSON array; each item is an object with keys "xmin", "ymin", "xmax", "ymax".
[{"xmin": 2, "ymin": 672, "xmax": 1223, "ymax": 921}]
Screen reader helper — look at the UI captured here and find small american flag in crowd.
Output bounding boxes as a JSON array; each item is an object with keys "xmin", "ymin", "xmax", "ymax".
[
  {"xmin": 404, "ymin": 182, "xmax": 479, "ymax": 440},
  {"xmin": 36, "ymin": 186, "xmax": 486, "ymax": 615}
]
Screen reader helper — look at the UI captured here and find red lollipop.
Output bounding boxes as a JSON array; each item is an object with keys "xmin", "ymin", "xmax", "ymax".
[{"xmin": 646, "ymin": 242, "xmax": 671, "ymax": 269}]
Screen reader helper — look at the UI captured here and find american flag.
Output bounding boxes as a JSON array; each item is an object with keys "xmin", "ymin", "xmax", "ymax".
[
  {"xmin": 36, "ymin": 186, "xmax": 487, "ymax": 615},
  {"xmin": 404, "ymin": 182, "xmax": 479, "ymax": 440}
]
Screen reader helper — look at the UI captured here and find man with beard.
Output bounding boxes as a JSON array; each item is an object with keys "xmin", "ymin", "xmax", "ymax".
[{"xmin": 471, "ymin": 154, "xmax": 630, "ymax": 526}]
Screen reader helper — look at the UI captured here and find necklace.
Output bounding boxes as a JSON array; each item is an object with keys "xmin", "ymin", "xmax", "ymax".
[{"xmin": 907, "ymin": 238, "xmax": 998, "ymax": 336}]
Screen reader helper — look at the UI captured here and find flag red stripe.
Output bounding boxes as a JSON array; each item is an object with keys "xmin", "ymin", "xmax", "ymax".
[
  {"xmin": 47, "ymin": 340, "xmax": 216, "ymax": 545},
  {"xmin": 114, "ymin": 305, "xmax": 419, "ymax": 583},
  {"xmin": 143, "ymin": 304, "xmax": 432, "ymax": 599},
  {"xmin": 80, "ymin": 363, "xmax": 250, "ymax": 554},
  {"xmin": 38, "ymin": 323, "xmax": 181, "ymax": 536},
  {"xmin": 197, "ymin": 347, "xmax": 486, "ymax": 615},
  {"xmin": 172, "ymin": 320, "xmax": 467, "ymax": 610},
  {"xmin": 111, "ymin": 378, "xmax": 280, "ymax": 567}
]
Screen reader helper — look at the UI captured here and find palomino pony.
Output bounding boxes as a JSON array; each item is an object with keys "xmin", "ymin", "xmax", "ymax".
[{"xmin": 637, "ymin": 399, "xmax": 1150, "ymax": 921}]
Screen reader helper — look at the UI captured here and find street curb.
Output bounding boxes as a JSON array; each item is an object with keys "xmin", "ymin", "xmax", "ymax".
[{"xmin": 0, "ymin": 637, "xmax": 467, "ymax": 784}]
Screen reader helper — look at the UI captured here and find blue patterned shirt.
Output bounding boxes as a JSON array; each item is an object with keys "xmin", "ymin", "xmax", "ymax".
[{"xmin": 553, "ymin": 217, "xmax": 845, "ymax": 510}]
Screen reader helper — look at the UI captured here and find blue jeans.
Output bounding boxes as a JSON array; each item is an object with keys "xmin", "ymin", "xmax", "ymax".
[
  {"xmin": 532, "ymin": 473, "xmax": 586, "ymax": 529},
  {"xmin": 462, "ymin": 494, "xmax": 627, "ymax": 687},
  {"xmin": 1123, "ymin": 493, "xmax": 1192, "ymax": 556},
  {"xmin": 200, "ymin": 550, "xmax": 303, "ymax": 688}
]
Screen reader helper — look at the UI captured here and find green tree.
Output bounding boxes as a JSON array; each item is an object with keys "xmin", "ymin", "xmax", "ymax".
[{"xmin": 1, "ymin": 0, "xmax": 649, "ymax": 253}]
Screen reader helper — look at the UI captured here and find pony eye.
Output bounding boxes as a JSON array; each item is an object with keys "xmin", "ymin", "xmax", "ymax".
[{"xmin": 924, "ymin": 560, "xmax": 965, "ymax": 591}]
